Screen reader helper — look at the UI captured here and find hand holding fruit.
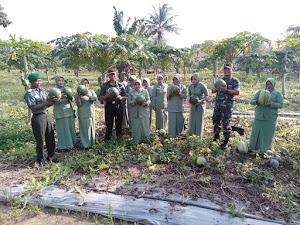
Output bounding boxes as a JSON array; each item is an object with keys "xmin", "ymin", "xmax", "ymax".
[{"xmin": 46, "ymin": 96, "xmax": 57, "ymax": 107}]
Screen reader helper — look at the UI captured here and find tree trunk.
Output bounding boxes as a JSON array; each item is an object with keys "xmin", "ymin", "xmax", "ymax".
[
  {"xmin": 213, "ymin": 60, "xmax": 218, "ymax": 81},
  {"xmin": 281, "ymin": 51, "xmax": 287, "ymax": 98},
  {"xmin": 23, "ymin": 55, "xmax": 29, "ymax": 74}
]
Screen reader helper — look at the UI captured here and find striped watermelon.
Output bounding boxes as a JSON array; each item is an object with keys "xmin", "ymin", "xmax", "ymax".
[
  {"xmin": 214, "ymin": 79, "xmax": 227, "ymax": 88},
  {"xmin": 258, "ymin": 90, "xmax": 271, "ymax": 106},
  {"xmin": 48, "ymin": 87, "xmax": 62, "ymax": 100}
]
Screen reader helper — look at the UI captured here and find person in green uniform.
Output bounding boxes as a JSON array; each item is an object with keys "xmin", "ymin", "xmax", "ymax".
[
  {"xmin": 75, "ymin": 78, "xmax": 98, "ymax": 149},
  {"xmin": 128, "ymin": 78, "xmax": 151, "ymax": 141},
  {"xmin": 125, "ymin": 75, "xmax": 137, "ymax": 128},
  {"xmin": 212, "ymin": 63, "xmax": 240, "ymax": 149},
  {"xmin": 249, "ymin": 78, "xmax": 283, "ymax": 153},
  {"xmin": 152, "ymin": 74, "xmax": 168, "ymax": 130},
  {"xmin": 188, "ymin": 73, "xmax": 209, "ymax": 136},
  {"xmin": 24, "ymin": 72, "xmax": 59, "ymax": 166},
  {"xmin": 167, "ymin": 73, "xmax": 187, "ymax": 137},
  {"xmin": 142, "ymin": 78, "xmax": 153, "ymax": 128},
  {"xmin": 53, "ymin": 75, "xmax": 77, "ymax": 151}
]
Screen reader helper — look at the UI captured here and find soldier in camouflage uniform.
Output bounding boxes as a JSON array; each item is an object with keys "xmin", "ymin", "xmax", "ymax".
[{"xmin": 212, "ymin": 63, "xmax": 240, "ymax": 149}]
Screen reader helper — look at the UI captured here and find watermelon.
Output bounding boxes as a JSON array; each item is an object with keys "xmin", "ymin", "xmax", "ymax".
[
  {"xmin": 196, "ymin": 156, "xmax": 207, "ymax": 167},
  {"xmin": 171, "ymin": 85, "xmax": 180, "ymax": 95},
  {"xmin": 48, "ymin": 87, "xmax": 61, "ymax": 100},
  {"xmin": 237, "ymin": 141, "xmax": 248, "ymax": 153},
  {"xmin": 279, "ymin": 147, "xmax": 290, "ymax": 156},
  {"xmin": 151, "ymin": 152, "xmax": 161, "ymax": 164},
  {"xmin": 108, "ymin": 87, "xmax": 119, "ymax": 98},
  {"xmin": 62, "ymin": 86, "xmax": 73, "ymax": 99},
  {"xmin": 136, "ymin": 94, "xmax": 146, "ymax": 105},
  {"xmin": 269, "ymin": 158, "xmax": 279, "ymax": 169},
  {"xmin": 214, "ymin": 79, "xmax": 227, "ymax": 88},
  {"xmin": 258, "ymin": 90, "xmax": 271, "ymax": 106},
  {"xmin": 77, "ymin": 85, "xmax": 88, "ymax": 95},
  {"xmin": 189, "ymin": 95, "xmax": 199, "ymax": 104}
]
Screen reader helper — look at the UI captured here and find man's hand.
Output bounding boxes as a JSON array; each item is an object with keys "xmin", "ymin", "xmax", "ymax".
[{"xmin": 46, "ymin": 96, "xmax": 58, "ymax": 107}]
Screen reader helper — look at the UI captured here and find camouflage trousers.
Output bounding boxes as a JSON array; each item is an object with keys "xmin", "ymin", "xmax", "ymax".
[{"xmin": 212, "ymin": 106, "xmax": 233, "ymax": 139}]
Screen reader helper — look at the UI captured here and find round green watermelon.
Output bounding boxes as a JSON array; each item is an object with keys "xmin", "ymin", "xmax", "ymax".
[
  {"xmin": 62, "ymin": 86, "xmax": 73, "ymax": 99},
  {"xmin": 269, "ymin": 158, "xmax": 279, "ymax": 169},
  {"xmin": 108, "ymin": 87, "xmax": 119, "ymax": 99},
  {"xmin": 237, "ymin": 141, "xmax": 248, "ymax": 153},
  {"xmin": 136, "ymin": 94, "xmax": 146, "ymax": 105},
  {"xmin": 151, "ymin": 152, "xmax": 161, "ymax": 164},
  {"xmin": 171, "ymin": 85, "xmax": 180, "ymax": 95},
  {"xmin": 48, "ymin": 87, "xmax": 62, "ymax": 100},
  {"xmin": 189, "ymin": 95, "xmax": 199, "ymax": 104},
  {"xmin": 77, "ymin": 85, "xmax": 88, "ymax": 95},
  {"xmin": 196, "ymin": 156, "xmax": 207, "ymax": 167},
  {"xmin": 258, "ymin": 90, "xmax": 271, "ymax": 106},
  {"xmin": 214, "ymin": 79, "xmax": 227, "ymax": 88}
]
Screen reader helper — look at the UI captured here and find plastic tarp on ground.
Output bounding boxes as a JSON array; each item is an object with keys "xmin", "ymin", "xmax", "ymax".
[{"xmin": 0, "ymin": 185, "xmax": 291, "ymax": 225}]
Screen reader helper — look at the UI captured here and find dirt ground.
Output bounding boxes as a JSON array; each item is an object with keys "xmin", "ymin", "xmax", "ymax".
[{"xmin": 0, "ymin": 202, "xmax": 133, "ymax": 225}]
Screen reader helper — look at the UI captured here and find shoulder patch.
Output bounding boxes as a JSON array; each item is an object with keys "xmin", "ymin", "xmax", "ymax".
[{"xmin": 27, "ymin": 89, "xmax": 33, "ymax": 93}]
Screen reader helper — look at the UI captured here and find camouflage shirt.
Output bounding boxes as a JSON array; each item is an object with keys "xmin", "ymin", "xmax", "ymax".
[{"xmin": 215, "ymin": 76, "xmax": 240, "ymax": 109}]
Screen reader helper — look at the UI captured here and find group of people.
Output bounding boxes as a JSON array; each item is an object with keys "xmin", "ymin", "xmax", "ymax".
[
  {"xmin": 24, "ymin": 63, "xmax": 283, "ymax": 166},
  {"xmin": 24, "ymin": 73, "xmax": 97, "ymax": 166}
]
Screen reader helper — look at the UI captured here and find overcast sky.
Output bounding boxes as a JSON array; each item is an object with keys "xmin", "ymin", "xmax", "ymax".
[{"xmin": 1, "ymin": 0, "xmax": 300, "ymax": 48}]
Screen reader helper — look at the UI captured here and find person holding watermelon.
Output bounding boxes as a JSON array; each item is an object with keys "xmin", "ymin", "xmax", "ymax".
[
  {"xmin": 249, "ymin": 78, "xmax": 283, "ymax": 153},
  {"xmin": 128, "ymin": 78, "xmax": 151, "ymax": 141},
  {"xmin": 53, "ymin": 75, "xmax": 77, "ymax": 151},
  {"xmin": 152, "ymin": 74, "xmax": 168, "ymax": 131},
  {"xmin": 24, "ymin": 72, "xmax": 59, "ymax": 166},
  {"xmin": 125, "ymin": 74, "xmax": 137, "ymax": 128},
  {"xmin": 100, "ymin": 70, "xmax": 127, "ymax": 141},
  {"xmin": 142, "ymin": 78, "xmax": 153, "ymax": 128},
  {"xmin": 188, "ymin": 73, "xmax": 209, "ymax": 136},
  {"xmin": 167, "ymin": 73, "xmax": 187, "ymax": 137},
  {"xmin": 211, "ymin": 63, "xmax": 240, "ymax": 149},
  {"xmin": 76, "ymin": 78, "xmax": 98, "ymax": 149}
]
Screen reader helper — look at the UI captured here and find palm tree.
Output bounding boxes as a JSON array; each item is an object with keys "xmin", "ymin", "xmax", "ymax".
[
  {"xmin": 145, "ymin": 3, "xmax": 181, "ymax": 45},
  {"xmin": 113, "ymin": 6, "xmax": 149, "ymax": 36}
]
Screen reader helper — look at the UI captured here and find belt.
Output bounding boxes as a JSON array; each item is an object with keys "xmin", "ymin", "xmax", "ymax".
[
  {"xmin": 106, "ymin": 101, "xmax": 121, "ymax": 105},
  {"xmin": 33, "ymin": 112, "xmax": 47, "ymax": 116}
]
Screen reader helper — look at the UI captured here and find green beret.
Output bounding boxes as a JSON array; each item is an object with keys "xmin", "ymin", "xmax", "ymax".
[{"xmin": 27, "ymin": 72, "xmax": 41, "ymax": 81}]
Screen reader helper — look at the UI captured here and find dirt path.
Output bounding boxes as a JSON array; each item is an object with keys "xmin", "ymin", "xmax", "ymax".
[{"xmin": 0, "ymin": 202, "xmax": 130, "ymax": 225}]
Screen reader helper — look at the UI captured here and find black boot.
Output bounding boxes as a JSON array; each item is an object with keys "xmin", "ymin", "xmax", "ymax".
[
  {"xmin": 213, "ymin": 133, "xmax": 220, "ymax": 141},
  {"xmin": 221, "ymin": 138, "xmax": 229, "ymax": 149}
]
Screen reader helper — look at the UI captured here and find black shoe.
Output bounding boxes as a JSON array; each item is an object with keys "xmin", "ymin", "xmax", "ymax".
[
  {"xmin": 220, "ymin": 142, "xmax": 228, "ymax": 150},
  {"xmin": 35, "ymin": 161, "xmax": 45, "ymax": 167},
  {"xmin": 220, "ymin": 138, "xmax": 229, "ymax": 150},
  {"xmin": 46, "ymin": 156, "xmax": 59, "ymax": 163},
  {"xmin": 213, "ymin": 134, "xmax": 220, "ymax": 141}
]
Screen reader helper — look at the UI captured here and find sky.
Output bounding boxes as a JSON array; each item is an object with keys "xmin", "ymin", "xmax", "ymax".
[{"xmin": 1, "ymin": 0, "xmax": 300, "ymax": 48}]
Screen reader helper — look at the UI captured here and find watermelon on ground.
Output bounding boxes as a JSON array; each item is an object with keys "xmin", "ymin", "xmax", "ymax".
[
  {"xmin": 48, "ymin": 87, "xmax": 62, "ymax": 100},
  {"xmin": 237, "ymin": 141, "xmax": 248, "ymax": 153},
  {"xmin": 196, "ymin": 156, "xmax": 207, "ymax": 167}
]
